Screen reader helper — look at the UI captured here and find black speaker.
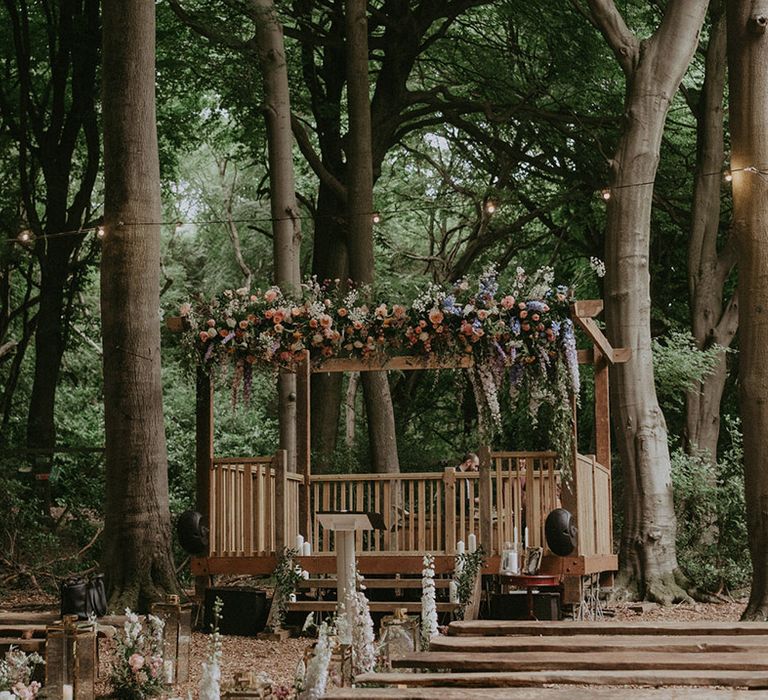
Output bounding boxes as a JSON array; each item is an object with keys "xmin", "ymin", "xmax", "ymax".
[
  {"xmin": 203, "ymin": 587, "xmax": 268, "ymax": 635},
  {"xmin": 490, "ymin": 591, "xmax": 561, "ymax": 620}
]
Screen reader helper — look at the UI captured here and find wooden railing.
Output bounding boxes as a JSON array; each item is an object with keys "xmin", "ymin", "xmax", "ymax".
[
  {"xmin": 208, "ymin": 455, "xmax": 301, "ymax": 556},
  {"xmin": 574, "ymin": 453, "xmax": 612, "ymax": 556},
  {"xmin": 207, "ymin": 450, "xmax": 611, "ymax": 559}
]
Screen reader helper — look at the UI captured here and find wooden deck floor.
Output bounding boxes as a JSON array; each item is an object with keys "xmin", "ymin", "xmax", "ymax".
[{"xmin": 337, "ymin": 620, "xmax": 768, "ymax": 698}]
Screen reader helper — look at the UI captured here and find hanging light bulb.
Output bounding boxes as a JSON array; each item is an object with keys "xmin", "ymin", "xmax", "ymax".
[
  {"xmin": 372, "ymin": 212, "xmax": 382, "ymax": 224},
  {"xmin": 600, "ymin": 188, "xmax": 612, "ymax": 201},
  {"xmin": 17, "ymin": 229, "xmax": 32, "ymax": 244},
  {"xmin": 723, "ymin": 169, "xmax": 733, "ymax": 183},
  {"xmin": 484, "ymin": 200, "xmax": 497, "ymax": 215},
  {"xmin": 96, "ymin": 225, "xmax": 105, "ymax": 239}
]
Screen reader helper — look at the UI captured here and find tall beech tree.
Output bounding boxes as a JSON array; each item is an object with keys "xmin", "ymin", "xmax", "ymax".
[
  {"xmin": 726, "ymin": 0, "xmax": 768, "ymax": 620},
  {"xmin": 684, "ymin": 2, "xmax": 738, "ymax": 460},
  {"xmin": 585, "ymin": 0, "xmax": 709, "ymax": 602},
  {"xmin": 101, "ymin": 0, "xmax": 176, "ymax": 607},
  {"xmin": 344, "ymin": 0, "xmax": 399, "ymax": 472},
  {"xmin": 252, "ymin": 0, "xmax": 302, "ymax": 470}
]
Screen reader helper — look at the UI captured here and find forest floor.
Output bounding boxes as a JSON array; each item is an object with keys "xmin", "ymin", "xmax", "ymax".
[{"xmin": 0, "ymin": 589, "xmax": 749, "ymax": 698}]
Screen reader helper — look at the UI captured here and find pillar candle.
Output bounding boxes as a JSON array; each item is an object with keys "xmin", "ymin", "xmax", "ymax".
[
  {"xmin": 468, "ymin": 533, "xmax": 477, "ymax": 553},
  {"xmin": 456, "ymin": 540, "xmax": 465, "ymax": 555},
  {"xmin": 302, "ymin": 541, "xmax": 312, "ymax": 557},
  {"xmin": 449, "ymin": 580, "xmax": 458, "ymax": 603},
  {"xmin": 295, "ymin": 534, "xmax": 304, "ymax": 551},
  {"xmin": 62, "ymin": 686, "xmax": 73, "ymax": 700},
  {"xmin": 164, "ymin": 659, "xmax": 175, "ymax": 685}
]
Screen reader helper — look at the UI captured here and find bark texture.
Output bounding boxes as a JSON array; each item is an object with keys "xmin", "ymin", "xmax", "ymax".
[
  {"xmin": 587, "ymin": 0, "xmax": 709, "ymax": 602},
  {"xmin": 685, "ymin": 3, "xmax": 738, "ymax": 460},
  {"xmin": 344, "ymin": 0, "xmax": 399, "ymax": 473},
  {"xmin": 251, "ymin": 0, "xmax": 302, "ymax": 471},
  {"xmin": 101, "ymin": 0, "xmax": 176, "ymax": 610},
  {"xmin": 726, "ymin": 0, "xmax": 768, "ymax": 621}
]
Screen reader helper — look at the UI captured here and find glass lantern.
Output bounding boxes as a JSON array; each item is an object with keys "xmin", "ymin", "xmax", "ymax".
[
  {"xmin": 500, "ymin": 542, "xmax": 520, "ymax": 574},
  {"xmin": 45, "ymin": 615, "xmax": 96, "ymax": 699},
  {"xmin": 150, "ymin": 593, "xmax": 193, "ymax": 683},
  {"xmin": 379, "ymin": 608, "xmax": 419, "ymax": 669}
]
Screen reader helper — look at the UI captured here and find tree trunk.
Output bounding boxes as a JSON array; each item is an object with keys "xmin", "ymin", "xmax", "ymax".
[
  {"xmin": 344, "ymin": 0, "xmax": 399, "ymax": 473},
  {"xmin": 726, "ymin": 0, "xmax": 768, "ymax": 621},
  {"xmin": 587, "ymin": 0, "xmax": 709, "ymax": 602},
  {"xmin": 309, "ymin": 185, "xmax": 348, "ymax": 472},
  {"xmin": 685, "ymin": 3, "xmax": 738, "ymax": 460},
  {"xmin": 101, "ymin": 0, "xmax": 176, "ymax": 610},
  {"xmin": 251, "ymin": 0, "xmax": 302, "ymax": 472}
]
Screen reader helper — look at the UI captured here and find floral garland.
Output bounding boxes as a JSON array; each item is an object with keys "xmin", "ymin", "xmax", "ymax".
[
  {"xmin": 420, "ymin": 554, "xmax": 439, "ymax": 649},
  {"xmin": 454, "ymin": 547, "xmax": 486, "ymax": 620},
  {"xmin": 180, "ymin": 266, "xmax": 580, "ymax": 451},
  {"xmin": 269, "ymin": 547, "xmax": 310, "ymax": 631}
]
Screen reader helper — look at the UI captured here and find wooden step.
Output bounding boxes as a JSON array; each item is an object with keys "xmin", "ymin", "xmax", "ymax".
[
  {"xmin": 0, "ymin": 637, "xmax": 46, "ymax": 653},
  {"xmin": 430, "ymin": 633, "xmax": 768, "ymax": 654},
  {"xmin": 328, "ymin": 687, "xmax": 768, "ymax": 699},
  {"xmin": 298, "ymin": 578, "xmax": 452, "ymax": 589},
  {"xmin": 392, "ymin": 650, "xmax": 768, "ymax": 672},
  {"xmin": 287, "ymin": 601, "xmax": 458, "ymax": 613},
  {"xmin": 447, "ymin": 620, "xmax": 768, "ymax": 637},
  {"xmin": 353, "ymin": 669, "xmax": 768, "ymax": 690}
]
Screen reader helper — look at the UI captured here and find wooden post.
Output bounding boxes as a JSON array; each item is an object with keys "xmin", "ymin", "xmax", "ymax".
[
  {"xmin": 274, "ymin": 449, "xmax": 288, "ymax": 553},
  {"xmin": 195, "ymin": 367, "xmax": 213, "ymax": 523},
  {"xmin": 478, "ymin": 445, "xmax": 492, "ymax": 554},
  {"xmin": 444, "ymin": 468, "xmax": 456, "ymax": 554},
  {"xmin": 296, "ymin": 350, "xmax": 311, "ymax": 539},
  {"xmin": 594, "ymin": 347, "xmax": 611, "ymax": 470}
]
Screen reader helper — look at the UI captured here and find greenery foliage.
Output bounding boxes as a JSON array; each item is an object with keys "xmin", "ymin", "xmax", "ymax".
[{"xmin": 671, "ymin": 417, "xmax": 749, "ymax": 593}]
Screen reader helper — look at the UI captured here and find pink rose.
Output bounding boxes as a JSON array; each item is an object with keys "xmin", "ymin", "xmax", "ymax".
[
  {"xmin": 428, "ymin": 309, "xmax": 444, "ymax": 326},
  {"xmin": 264, "ymin": 289, "xmax": 278, "ymax": 302},
  {"xmin": 129, "ymin": 653, "xmax": 145, "ymax": 672},
  {"xmin": 501, "ymin": 295, "xmax": 515, "ymax": 309}
]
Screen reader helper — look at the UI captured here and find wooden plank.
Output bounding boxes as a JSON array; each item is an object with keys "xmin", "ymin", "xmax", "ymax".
[
  {"xmin": 314, "ymin": 354, "xmax": 474, "ymax": 374},
  {"xmin": 448, "ymin": 620, "xmax": 768, "ymax": 637},
  {"xmin": 478, "ymin": 446, "xmax": 492, "ymax": 554},
  {"xmin": 392, "ymin": 650, "xmax": 768, "ymax": 672},
  {"xmin": 195, "ymin": 368, "xmax": 213, "ymax": 536},
  {"xmin": 243, "ymin": 462, "xmax": 252, "ymax": 555},
  {"xmin": 429, "ymin": 634, "xmax": 768, "ymax": 654},
  {"xmin": 273, "ymin": 450, "xmax": 288, "ymax": 553},
  {"xmin": 191, "ymin": 554, "xmax": 466, "ymax": 576},
  {"xmin": 571, "ymin": 300, "xmax": 604, "ymax": 318},
  {"xmin": 297, "ymin": 577, "xmax": 453, "ymax": 589},
  {"xmin": 594, "ymin": 350, "xmax": 611, "ymax": 470},
  {"xmin": 351, "ymin": 670, "xmax": 768, "ymax": 691},
  {"xmin": 286, "ymin": 601, "xmax": 459, "ymax": 613},
  {"xmin": 330, "ymin": 688, "xmax": 768, "ymax": 699}
]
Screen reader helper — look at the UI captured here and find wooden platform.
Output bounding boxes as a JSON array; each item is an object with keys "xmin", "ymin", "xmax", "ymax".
[
  {"xmin": 326, "ymin": 688, "xmax": 768, "ymax": 699},
  {"xmin": 348, "ymin": 620, "xmax": 768, "ymax": 694},
  {"xmin": 287, "ymin": 601, "xmax": 458, "ymax": 614}
]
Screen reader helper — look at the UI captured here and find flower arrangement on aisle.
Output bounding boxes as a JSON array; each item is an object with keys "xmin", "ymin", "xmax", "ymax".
[
  {"xmin": 110, "ymin": 610, "xmax": 165, "ymax": 700},
  {"xmin": 0, "ymin": 647, "xmax": 44, "ymax": 699},
  {"xmin": 178, "ymin": 265, "xmax": 582, "ymax": 453},
  {"xmin": 270, "ymin": 547, "xmax": 310, "ymax": 631},
  {"xmin": 349, "ymin": 575, "xmax": 376, "ymax": 676},
  {"xmin": 199, "ymin": 596, "xmax": 223, "ymax": 700},
  {"xmin": 420, "ymin": 554, "xmax": 439, "ymax": 650},
  {"xmin": 298, "ymin": 620, "xmax": 334, "ymax": 700}
]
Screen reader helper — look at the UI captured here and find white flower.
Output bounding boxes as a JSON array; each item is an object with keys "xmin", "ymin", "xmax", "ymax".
[{"xmin": 589, "ymin": 256, "xmax": 606, "ymax": 278}]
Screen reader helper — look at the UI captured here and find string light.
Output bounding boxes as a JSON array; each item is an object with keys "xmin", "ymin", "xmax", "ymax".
[
  {"xmin": 96, "ymin": 225, "xmax": 106, "ymax": 239},
  {"xmin": 723, "ymin": 170, "xmax": 733, "ymax": 183},
  {"xmin": 600, "ymin": 188, "xmax": 611, "ymax": 201},
  {"xmin": 484, "ymin": 200, "xmax": 497, "ymax": 215},
  {"xmin": 372, "ymin": 212, "xmax": 382, "ymax": 224},
  {"xmin": 17, "ymin": 230, "xmax": 32, "ymax": 244}
]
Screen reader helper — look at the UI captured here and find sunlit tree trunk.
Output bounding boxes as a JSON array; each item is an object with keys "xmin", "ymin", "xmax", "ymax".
[
  {"xmin": 101, "ymin": 0, "xmax": 176, "ymax": 610},
  {"xmin": 344, "ymin": 0, "xmax": 399, "ymax": 473},
  {"xmin": 587, "ymin": 0, "xmax": 708, "ymax": 602},
  {"xmin": 251, "ymin": 0, "xmax": 302, "ymax": 470},
  {"xmin": 685, "ymin": 2, "xmax": 738, "ymax": 460},
  {"xmin": 726, "ymin": 0, "xmax": 768, "ymax": 620}
]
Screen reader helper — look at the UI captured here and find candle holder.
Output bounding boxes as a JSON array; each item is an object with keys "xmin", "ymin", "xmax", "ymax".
[
  {"xmin": 45, "ymin": 615, "xmax": 97, "ymax": 699},
  {"xmin": 379, "ymin": 608, "xmax": 419, "ymax": 669},
  {"xmin": 221, "ymin": 669, "xmax": 273, "ymax": 698},
  {"xmin": 150, "ymin": 594, "xmax": 193, "ymax": 683}
]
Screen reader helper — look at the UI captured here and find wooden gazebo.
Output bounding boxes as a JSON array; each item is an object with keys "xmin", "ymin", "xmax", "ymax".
[{"xmin": 176, "ymin": 299, "xmax": 626, "ymax": 603}]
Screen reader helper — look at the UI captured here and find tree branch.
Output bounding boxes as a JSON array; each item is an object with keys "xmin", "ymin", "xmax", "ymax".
[
  {"xmin": 584, "ymin": 0, "xmax": 639, "ymax": 76},
  {"xmin": 290, "ymin": 113, "xmax": 347, "ymax": 202}
]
